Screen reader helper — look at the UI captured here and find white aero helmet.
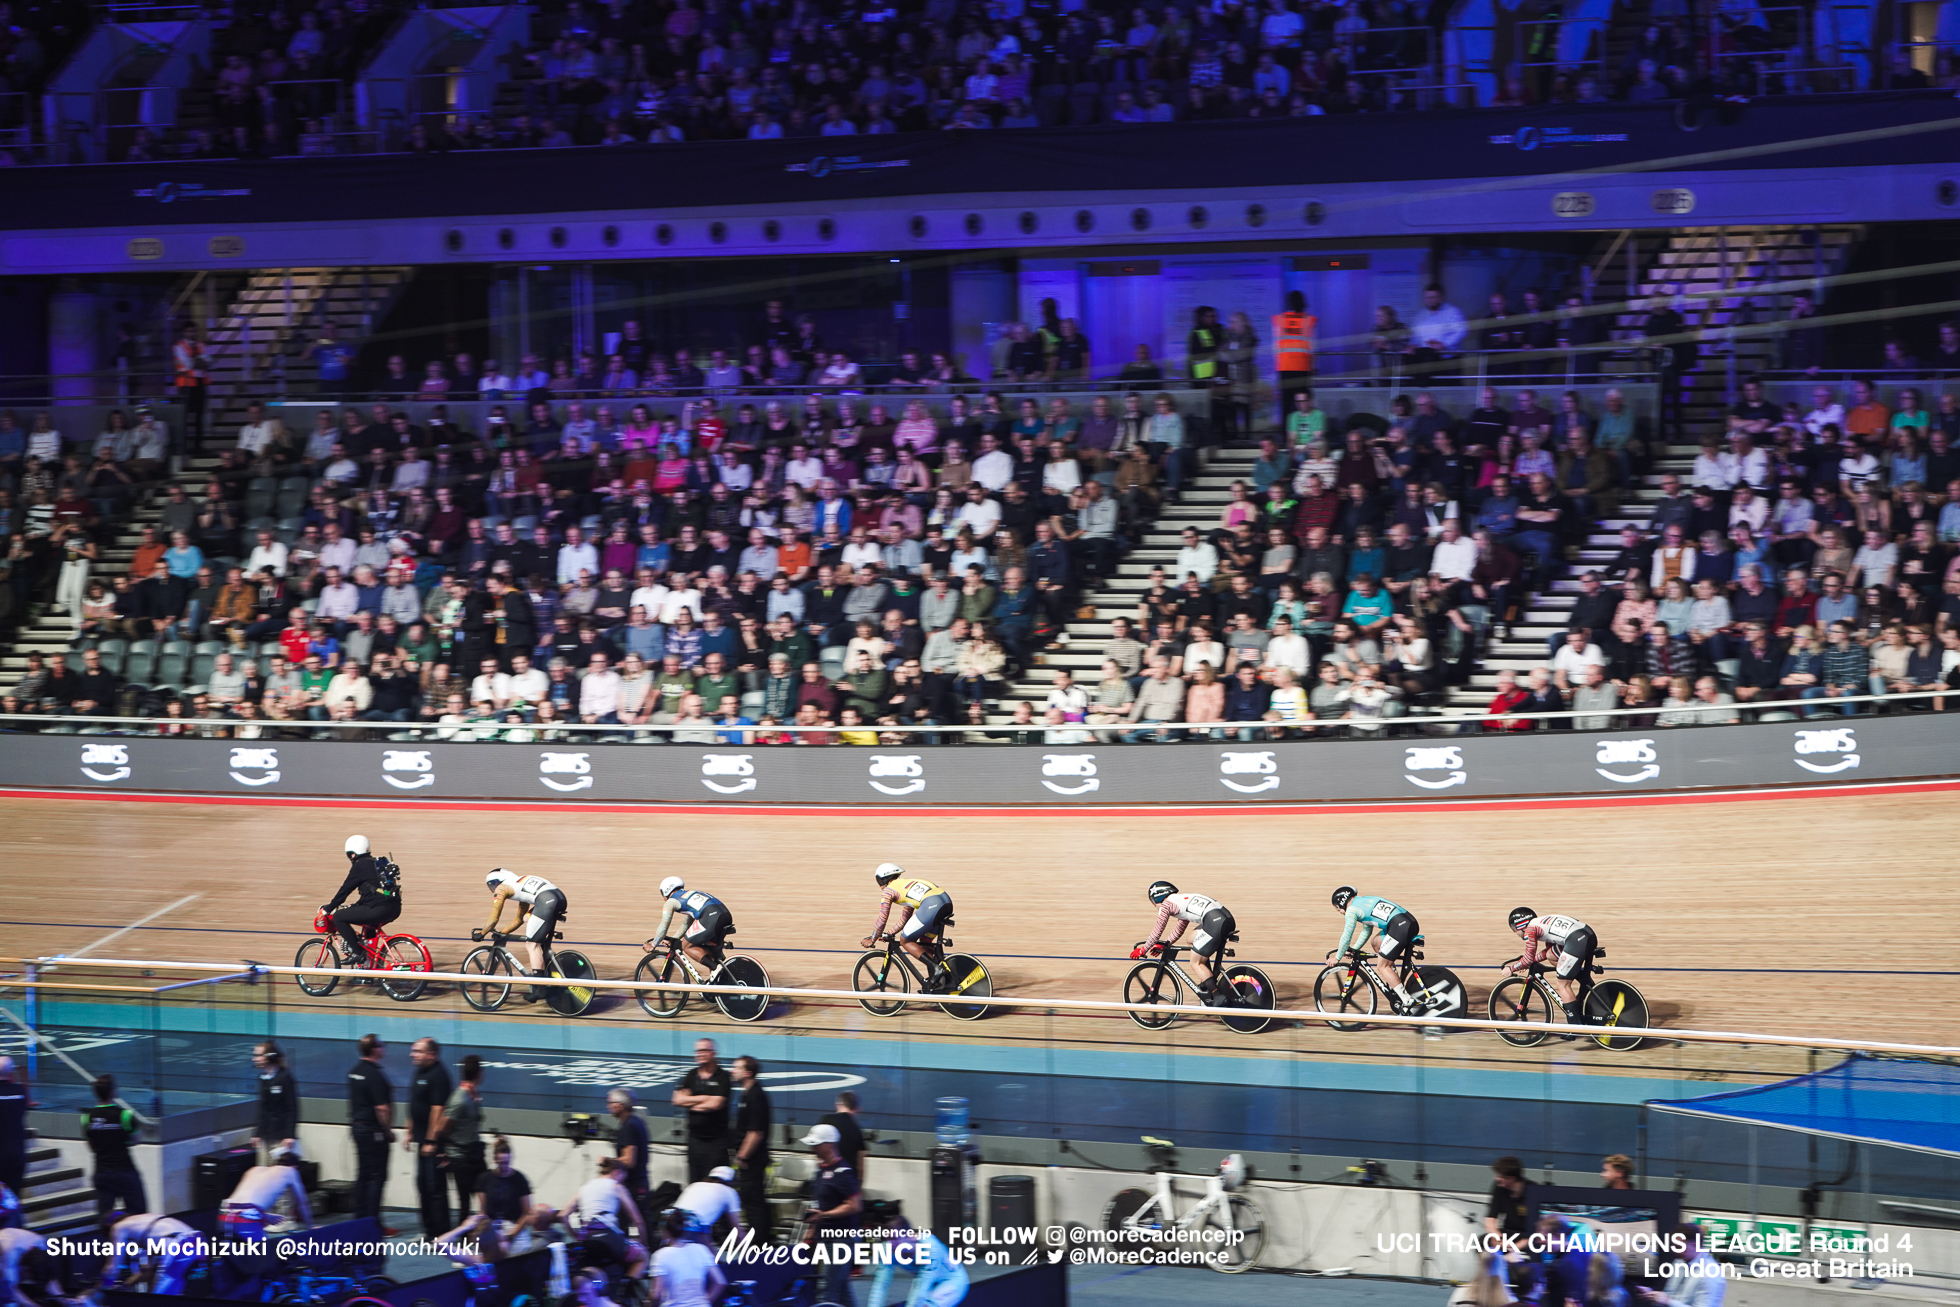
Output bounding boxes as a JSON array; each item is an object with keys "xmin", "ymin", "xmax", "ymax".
[
  {"xmin": 874, "ymin": 862, "xmax": 905, "ymax": 886},
  {"xmin": 486, "ymin": 868, "xmax": 519, "ymax": 892},
  {"xmin": 345, "ymin": 835, "xmax": 371, "ymax": 857},
  {"xmin": 1219, "ymin": 1153, "xmax": 1246, "ymax": 1192},
  {"xmin": 660, "ymin": 876, "xmax": 685, "ymax": 898}
]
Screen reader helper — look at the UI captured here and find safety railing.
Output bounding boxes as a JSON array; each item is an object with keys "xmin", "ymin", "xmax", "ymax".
[
  {"xmin": 0, "ymin": 688, "xmax": 1951, "ymax": 743},
  {"xmin": 1706, "ymin": 4, "xmax": 1857, "ymax": 92},
  {"xmin": 9, "ymin": 955, "xmax": 1956, "ymax": 1057},
  {"xmin": 262, "ymin": 77, "xmax": 347, "ymax": 122},
  {"xmin": 1335, "ymin": 23, "xmax": 1439, "ymax": 80},
  {"xmin": 1513, "ymin": 14, "xmax": 1607, "ymax": 80}
]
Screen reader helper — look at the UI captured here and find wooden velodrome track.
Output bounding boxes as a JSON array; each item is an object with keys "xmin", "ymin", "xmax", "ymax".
[{"xmin": 0, "ymin": 788, "xmax": 1955, "ymax": 1080}]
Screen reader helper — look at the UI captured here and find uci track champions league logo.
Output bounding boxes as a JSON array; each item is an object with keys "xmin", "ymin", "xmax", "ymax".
[
  {"xmin": 538, "ymin": 752, "xmax": 593, "ymax": 792},
  {"xmin": 79, "ymin": 742, "xmax": 131, "ymax": 783},
  {"xmin": 1793, "ymin": 727, "xmax": 1860, "ymax": 774},
  {"xmin": 1218, "ymin": 752, "xmax": 1278, "ymax": 793},
  {"xmin": 228, "ymin": 747, "xmax": 281, "ymax": 787}
]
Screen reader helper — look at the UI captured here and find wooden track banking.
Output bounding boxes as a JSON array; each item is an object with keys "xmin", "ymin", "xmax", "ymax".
[{"xmin": 0, "ymin": 790, "xmax": 1954, "ymax": 1062}]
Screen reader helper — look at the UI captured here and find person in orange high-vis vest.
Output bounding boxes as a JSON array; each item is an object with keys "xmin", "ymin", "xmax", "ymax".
[
  {"xmin": 173, "ymin": 326, "xmax": 209, "ymax": 450},
  {"xmin": 1272, "ymin": 290, "xmax": 1316, "ymax": 425}
]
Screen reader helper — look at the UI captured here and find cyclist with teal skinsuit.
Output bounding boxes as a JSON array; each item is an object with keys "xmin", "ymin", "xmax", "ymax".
[
  {"xmin": 1329, "ymin": 886, "xmax": 1421, "ymax": 1010},
  {"xmin": 866, "ymin": 1214, "xmax": 969, "ymax": 1307},
  {"xmin": 649, "ymin": 876, "xmax": 735, "ymax": 970}
]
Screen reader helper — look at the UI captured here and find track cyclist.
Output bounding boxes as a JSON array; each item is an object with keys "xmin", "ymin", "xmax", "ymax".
[
  {"xmin": 1504, "ymin": 907, "xmax": 1601, "ymax": 1024},
  {"xmin": 479, "ymin": 869, "xmax": 569, "ymax": 994},
  {"xmin": 321, "ymin": 835, "xmax": 401, "ymax": 967},
  {"xmin": 867, "ymin": 1209, "xmax": 969, "ymax": 1307},
  {"xmin": 1329, "ymin": 886, "xmax": 1422, "ymax": 1011},
  {"xmin": 1134, "ymin": 881, "xmax": 1235, "ymax": 1000},
  {"xmin": 648, "ymin": 877, "xmax": 735, "ymax": 970},
  {"xmin": 863, "ymin": 864, "xmax": 956, "ymax": 990}
]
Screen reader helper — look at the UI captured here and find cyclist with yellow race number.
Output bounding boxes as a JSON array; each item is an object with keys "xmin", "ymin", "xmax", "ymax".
[{"xmin": 863, "ymin": 864, "xmax": 956, "ymax": 991}]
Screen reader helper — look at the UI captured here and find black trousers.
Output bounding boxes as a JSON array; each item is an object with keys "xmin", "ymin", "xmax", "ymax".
[
  {"xmin": 352, "ymin": 1128, "xmax": 390, "ymax": 1221},
  {"xmin": 686, "ymin": 1137, "xmax": 729, "ymax": 1183},
  {"xmin": 94, "ymin": 1166, "xmax": 147, "ymax": 1227},
  {"xmin": 736, "ymin": 1156, "xmax": 772, "ymax": 1242},
  {"xmin": 416, "ymin": 1148, "xmax": 451, "ymax": 1237},
  {"xmin": 448, "ymin": 1144, "xmax": 485, "ymax": 1229}
]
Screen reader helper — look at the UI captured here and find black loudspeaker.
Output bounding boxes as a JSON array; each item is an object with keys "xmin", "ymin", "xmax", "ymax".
[
  {"xmin": 191, "ymin": 1148, "xmax": 257, "ymax": 1212},
  {"xmin": 928, "ymin": 1145, "xmax": 966, "ymax": 1242},
  {"xmin": 988, "ymin": 1175, "xmax": 1035, "ymax": 1232}
]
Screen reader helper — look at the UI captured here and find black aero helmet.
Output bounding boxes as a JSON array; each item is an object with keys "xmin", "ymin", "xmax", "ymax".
[
  {"xmin": 1508, "ymin": 906, "xmax": 1537, "ymax": 931},
  {"xmin": 1331, "ymin": 886, "xmax": 1356, "ymax": 911},
  {"xmin": 1147, "ymin": 881, "xmax": 1179, "ymax": 904}
]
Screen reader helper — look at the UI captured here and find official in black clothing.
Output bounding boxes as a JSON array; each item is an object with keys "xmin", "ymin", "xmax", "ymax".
[
  {"xmin": 820, "ymin": 1092, "xmax": 867, "ymax": 1181},
  {"xmin": 83, "ymin": 1074, "xmax": 144, "ymax": 1230},
  {"xmin": 347, "ymin": 1033, "xmax": 394, "ymax": 1226},
  {"xmin": 407, "ymin": 1038, "xmax": 453, "ymax": 1239},
  {"xmin": 607, "ymin": 1087, "xmax": 650, "ymax": 1214},
  {"xmin": 323, "ymin": 835, "xmax": 401, "ymax": 963},
  {"xmin": 730, "ymin": 1057, "xmax": 772, "ymax": 1240},
  {"xmin": 672, "ymin": 1038, "xmax": 731, "ymax": 1182},
  {"xmin": 250, "ymin": 1043, "xmax": 298, "ymax": 1161},
  {"xmin": 801, "ymin": 1123, "xmax": 862, "ymax": 1306},
  {"xmin": 0, "ymin": 1056, "xmax": 26, "ymax": 1206}
]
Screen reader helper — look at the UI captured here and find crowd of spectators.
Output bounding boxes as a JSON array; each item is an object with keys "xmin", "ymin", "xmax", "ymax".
[{"xmin": 10, "ymin": 0, "xmax": 1958, "ymax": 164}]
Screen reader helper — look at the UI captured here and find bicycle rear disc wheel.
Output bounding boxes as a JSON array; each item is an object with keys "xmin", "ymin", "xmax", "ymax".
[
  {"xmin": 1587, "ymin": 980, "xmax": 1648, "ymax": 1051},
  {"xmin": 852, "ymin": 950, "xmax": 910, "ymax": 1017},
  {"xmin": 459, "ymin": 946, "xmax": 514, "ymax": 1011},
  {"xmin": 715, "ymin": 955, "xmax": 772, "ymax": 1023},
  {"xmin": 939, "ymin": 953, "xmax": 992, "ymax": 1021},
  {"xmin": 549, "ymin": 950, "xmax": 598, "ymax": 1015},
  {"xmin": 1312, "ymin": 963, "xmax": 1378, "ymax": 1031},
  {"xmin": 1122, "ymin": 961, "xmax": 1183, "ymax": 1030},
  {"xmin": 1488, "ymin": 976, "xmax": 1554, "ymax": 1046},
  {"xmin": 1101, "ymin": 1188, "xmax": 1157, "ymax": 1235},
  {"xmin": 293, "ymin": 939, "xmax": 340, "ymax": 997},
  {"xmin": 1205, "ymin": 1194, "xmax": 1265, "ymax": 1274},
  {"xmin": 635, "ymin": 950, "xmax": 688, "ymax": 1019},
  {"xmin": 1219, "ymin": 964, "xmax": 1276, "ymax": 1034},
  {"xmin": 1412, "ymin": 965, "xmax": 1466, "ymax": 1023},
  {"xmin": 377, "ymin": 936, "xmax": 431, "ymax": 1002}
]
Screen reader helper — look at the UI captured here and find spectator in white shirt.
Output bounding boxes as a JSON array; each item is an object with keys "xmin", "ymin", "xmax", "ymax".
[
  {"xmin": 658, "ymin": 583, "xmax": 704, "ymax": 624},
  {"xmin": 315, "ymin": 568, "xmax": 359, "ymax": 623},
  {"xmin": 818, "ymin": 352, "xmax": 862, "ymax": 386},
  {"xmin": 1728, "ymin": 433, "xmax": 1769, "ymax": 490},
  {"xmin": 954, "ymin": 486, "xmax": 1002, "ymax": 538},
  {"xmin": 1850, "ymin": 529, "xmax": 1898, "ymax": 589},
  {"xmin": 1691, "ymin": 440, "xmax": 1738, "ymax": 491},
  {"xmin": 1265, "ymin": 615, "xmax": 1312, "ymax": 677},
  {"xmin": 1728, "ymin": 484, "xmax": 1767, "ymax": 532},
  {"xmin": 1802, "ymin": 387, "xmax": 1844, "ymax": 436},
  {"xmin": 1174, "ymin": 527, "xmax": 1218, "ymax": 584},
  {"xmin": 786, "ymin": 444, "xmax": 825, "ymax": 490},
  {"xmin": 320, "ymin": 664, "xmax": 373, "ymax": 716},
  {"xmin": 1043, "ymin": 668, "xmax": 1089, "ymax": 719},
  {"xmin": 390, "ymin": 447, "xmax": 431, "ymax": 494},
  {"xmin": 470, "ymin": 656, "xmax": 514, "ymax": 710},
  {"xmin": 1408, "ymin": 284, "xmax": 1468, "ymax": 357},
  {"xmin": 840, "ymin": 528, "xmax": 882, "ymax": 572},
  {"xmin": 557, "ymin": 526, "xmax": 599, "ymax": 585},
  {"xmin": 246, "ymin": 530, "xmax": 289, "ymax": 577},
  {"xmin": 508, "ymin": 653, "xmax": 549, "ymax": 706},
  {"xmin": 237, "ymin": 403, "xmax": 283, "ymax": 456},
  {"xmin": 318, "ymin": 523, "xmax": 357, "ymax": 575},
  {"xmin": 579, "ymin": 652, "xmax": 625, "ymax": 723},
  {"xmin": 971, "ymin": 434, "xmax": 1014, "ymax": 491},
  {"xmin": 737, "ymin": 529, "xmax": 780, "ymax": 577},
  {"xmin": 1431, "ymin": 519, "xmax": 1477, "ymax": 582},
  {"xmin": 1548, "ymin": 628, "xmax": 1607, "ymax": 691},
  {"xmin": 380, "ymin": 572, "xmax": 421, "ymax": 626}
]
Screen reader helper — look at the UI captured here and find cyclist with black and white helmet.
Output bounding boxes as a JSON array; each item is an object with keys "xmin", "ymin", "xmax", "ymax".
[
  {"xmin": 1134, "ymin": 882, "xmax": 1235, "ymax": 997},
  {"xmin": 649, "ymin": 877, "xmax": 735, "ymax": 970},
  {"xmin": 321, "ymin": 835, "xmax": 401, "ymax": 967},
  {"xmin": 477, "ymin": 869, "xmax": 567, "ymax": 979},
  {"xmin": 1504, "ymin": 907, "xmax": 1599, "ymax": 1023},
  {"xmin": 863, "ymin": 864, "xmax": 955, "ymax": 989},
  {"xmin": 1329, "ymin": 886, "xmax": 1420, "ymax": 1010}
]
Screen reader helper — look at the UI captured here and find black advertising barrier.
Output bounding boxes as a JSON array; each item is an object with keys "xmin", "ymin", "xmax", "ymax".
[
  {"xmin": 5, "ymin": 93, "xmax": 1959, "ymax": 230},
  {"xmin": 0, "ymin": 714, "xmax": 1949, "ymax": 805}
]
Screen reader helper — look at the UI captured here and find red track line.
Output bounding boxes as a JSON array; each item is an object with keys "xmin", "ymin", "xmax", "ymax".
[{"xmin": 2, "ymin": 775, "xmax": 1958, "ymax": 816}]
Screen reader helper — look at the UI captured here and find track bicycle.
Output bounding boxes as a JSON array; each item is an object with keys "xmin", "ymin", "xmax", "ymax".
[
  {"xmin": 460, "ymin": 927, "xmax": 599, "ymax": 1015},
  {"xmin": 293, "ymin": 910, "xmax": 432, "ymax": 1002},
  {"xmin": 1312, "ymin": 941, "xmax": 1466, "ymax": 1032},
  {"xmin": 634, "ymin": 932, "xmax": 772, "ymax": 1023},
  {"xmin": 1122, "ymin": 939, "xmax": 1276, "ymax": 1034},
  {"xmin": 1101, "ymin": 1136, "xmax": 1265, "ymax": 1274},
  {"xmin": 851, "ymin": 925, "xmax": 992, "ymax": 1021},
  {"xmin": 1488, "ymin": 950, "xmax": 1649, "ymax": 1051}
]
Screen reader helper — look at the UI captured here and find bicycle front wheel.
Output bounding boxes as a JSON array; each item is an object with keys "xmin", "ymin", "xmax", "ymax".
[
  {"xmin": 635, "ymin": 950, "xmax": 689, "ymax": 1019},
  {"xmin": 459, "ymin": 946, "xmax": 514, "ymax": 1011},
  {"xmin": 1123, "ymin": 961, "xmax": 1184, "ymax": 1030},
  {"xmin": 1586, "ymin": 980, "xmax": 1649, "ymax": 1051},
  {"xmin": 714, "ymin": 955, "xmax": 772, "ymax": 1023},
  {"xmin": 1312, "ymin": 963, "xmax": 1377, "ymax": 1032},
  {"xmin": 293, "ymin": 939, "xmax": 340, "ymax": 997},
  {"xmin": 1488, "ymin": 976, "xmax": 1555, "ymax": 1047},
  {"xmin": 1219, "ymin": 965, "xmax": 1276, "ymax": 1035},
  {"xmin": 377, "ymin": 936, "xmax": 431, "ymax": 1002},
  {"xmin": 1204, "ymin": 1194, "xmax": 1265, "ymax": 1274},
  {"xmin": 852, "ymin": 950, "xmax": 911, "ymax": 1017},
  {"xmin": 548, "ymin": 950, "xmax": 598, "ymax": 1016},
  {"xmin": 939, "ymin": 953, "xmax": 992, "ymax": 1021}
]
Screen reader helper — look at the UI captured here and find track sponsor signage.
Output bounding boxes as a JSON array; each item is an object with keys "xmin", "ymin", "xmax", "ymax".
[{"xmin": 10, "ymin": 716, "xmax": 1955, "ymax": 804}]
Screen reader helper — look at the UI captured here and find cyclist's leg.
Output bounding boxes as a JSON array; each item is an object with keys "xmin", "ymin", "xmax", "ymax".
[
  {"xmin": 333, "ymin": 903, "xmax": 390, "ymax": 964},
  {"xmin": 1374, "ymin": 914, "xmax": 1419, "ymax": 1005},
  {"xmin": 523, "ymin": 891, "xmax": 566, "ymax": 974},
  {"xmin": 1555, "ymin": 929, "xmax": 1596, "ymax": 1021},
  {"xmin": 1191, "ymin": 908, "xmax": 1232, "ymax": 994},
  {"xmin": 900, "ymin": 896, "xmax": 950, "ymax": 986}
]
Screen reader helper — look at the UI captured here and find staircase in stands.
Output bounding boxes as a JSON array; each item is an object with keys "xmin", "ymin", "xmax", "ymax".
[{"xmin": 0, "ymin": 268, "xmax": 414, "ymax": 687}]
